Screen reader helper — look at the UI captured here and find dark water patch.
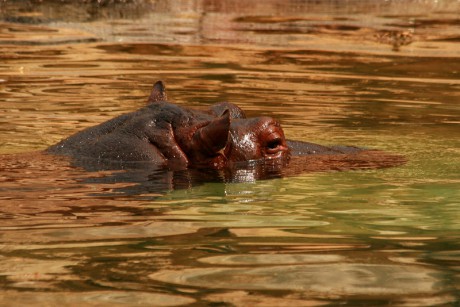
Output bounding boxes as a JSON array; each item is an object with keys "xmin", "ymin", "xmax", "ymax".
[
  {"xmin": 0, "ymin": 37, "xmax": 100, "ymax": 46},
  {"xmin": 431, "ymin": 36, "xmax": 460, "ymax": 43},
  {"xmin": 4, "ymin": 24, "xmax": 57, "ymax": 33},
  {"xmin": 12, "ymin": 49, "xmax": 65, "ymax": 59},
  {"xmin": 234, "ymin": 16, "xmax": 313, "ymax": 24},
  {"xmin": 378, "ymin": 14, "xmax": 426, "ymax": 19},
  {"xmin": 234, "ymin": 20, "xmax": 363, "ymax": 37},
  {"xmin": 3, "ymin": 15, "xmax": 50, "ymax": 25},
  {"xmin": 0, "ymin": 0, "xmax": 154, "ymax": 23},
  {"xmin": 410, "ymin": 18, "xmax": 460, "ymax": 28},
  {"xmin": 42, "ymin": 63, "xmax": 100, "ymax": 69},
  {"xmin": 317, "ymin": 24, "xmax": 361, "ymax": 31},
  {"xmin": 0, "ymin": 22, "xmax": 99, "ymax": 45}
]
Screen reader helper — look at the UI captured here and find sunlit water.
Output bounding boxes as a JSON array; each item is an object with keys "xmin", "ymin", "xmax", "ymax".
[{"xmin": 0, "ymin": 1, "xmax": 459, "ymax": 305}]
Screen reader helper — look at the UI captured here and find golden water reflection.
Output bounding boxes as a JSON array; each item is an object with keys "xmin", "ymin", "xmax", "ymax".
[
  {"xmin": 1, "ymin": 291, "xmax": 195, "ymax": 306},
  {"xmin": 149, "ymin": 263, "xmax": 441, "ymax": 295}
]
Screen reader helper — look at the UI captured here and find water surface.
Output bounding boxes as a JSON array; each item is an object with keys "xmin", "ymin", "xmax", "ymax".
[{"xmin": 0, "ymin": 1, "xmax": 459, "ymax": 305}]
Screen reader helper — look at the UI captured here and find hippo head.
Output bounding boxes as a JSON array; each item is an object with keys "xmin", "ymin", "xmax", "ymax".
[
  {"xmin": 175, "ymin": 110, "xmax": 290, "ymax": 169},
  {"xmin": 228, "ymin": 116, "xmax": 289, "ymax": 162},
  {"xmin": 145, "ymin": 80, "xmax": 290, "ymax": 169}
]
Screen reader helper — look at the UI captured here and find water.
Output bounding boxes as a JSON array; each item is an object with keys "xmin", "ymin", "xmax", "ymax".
[{"xmin": 1, "ymin": 0, "xmax": 459, "ymax": 305}]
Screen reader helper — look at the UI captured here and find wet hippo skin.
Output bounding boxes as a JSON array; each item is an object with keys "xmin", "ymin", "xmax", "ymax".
[{"xmin": 47, "ymin": 81, "xmax": 404, "ymax": 172}]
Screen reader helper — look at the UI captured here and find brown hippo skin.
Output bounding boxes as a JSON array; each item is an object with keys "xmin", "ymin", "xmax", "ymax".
[{"xmin": 46, "ymin": 81, "xmax": 399, "ymax": 172}]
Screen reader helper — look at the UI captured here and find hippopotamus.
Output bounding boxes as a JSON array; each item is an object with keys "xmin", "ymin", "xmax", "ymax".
[{"xmin": 46, "ymin": 81, "xmax": 404, "ymax": 173}]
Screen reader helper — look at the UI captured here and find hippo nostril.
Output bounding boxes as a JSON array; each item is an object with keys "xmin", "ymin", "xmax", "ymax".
[
  {"xmin": 267, "ymin": 139, "xmax": 281, "ymax": 150},
  {"xmin": 266, "ymin": 138, "xmax": 284, "ymax": 155}
]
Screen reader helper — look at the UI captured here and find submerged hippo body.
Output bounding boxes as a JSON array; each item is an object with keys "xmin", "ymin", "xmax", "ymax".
[{"xmin": 47, "ymin": 81, "xmax": 400, "ymax": 172}]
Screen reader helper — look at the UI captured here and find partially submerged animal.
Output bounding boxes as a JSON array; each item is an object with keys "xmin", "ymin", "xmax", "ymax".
[{"xmin": 47, "ymin": 81, "xmax": 404, "ymax": 173}]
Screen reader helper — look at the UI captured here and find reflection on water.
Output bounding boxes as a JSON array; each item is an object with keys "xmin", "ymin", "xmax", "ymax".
[
  {"xmin": 1, "ymin": 0, "xmax": 460, "ymax": 305},
  {"xmin": 150, "ymin": 263, "xmax": 441, "ymax": 295},
  {"xmin": 0, "ymin": 291, "xmax": 196, "ymax": 306}
]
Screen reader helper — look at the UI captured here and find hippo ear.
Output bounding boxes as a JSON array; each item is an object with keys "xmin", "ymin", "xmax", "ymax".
[
  {"xmin": 192, "ymin": 110, "xmax": 230, "ymax": 156},
  {"xmin": 148, "ymin": 80, "xmax": 167, "ymax": 103},
  {"xmin": 210, "ymin": 101, "xmax": 246, "ymax": 119}
]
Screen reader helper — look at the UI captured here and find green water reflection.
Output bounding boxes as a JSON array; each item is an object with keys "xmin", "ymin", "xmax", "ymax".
[{"xmin": 0, "ymin": 0, "xmax": 459, "ymax": 305}]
